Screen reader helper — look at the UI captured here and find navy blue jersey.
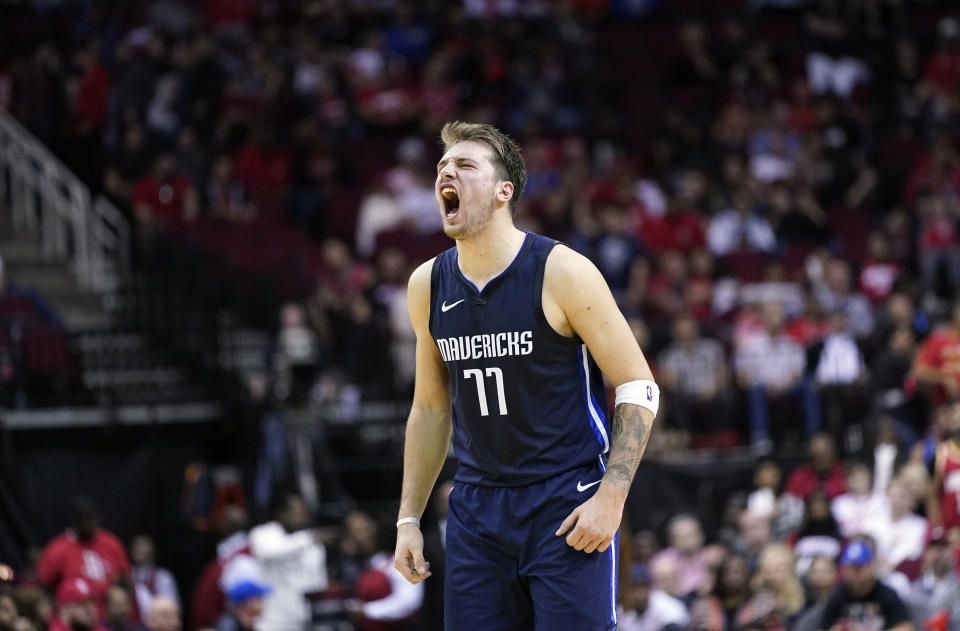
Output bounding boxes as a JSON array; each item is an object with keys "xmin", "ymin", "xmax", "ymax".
[{"xmin": 428, "ymin": 232, "xmax": 611, "ymax": 486}]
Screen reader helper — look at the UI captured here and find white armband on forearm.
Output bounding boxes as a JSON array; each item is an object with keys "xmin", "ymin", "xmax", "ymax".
[{"xmin": 615, "ymin": 380, "xmax": 660, "ymax": 416}]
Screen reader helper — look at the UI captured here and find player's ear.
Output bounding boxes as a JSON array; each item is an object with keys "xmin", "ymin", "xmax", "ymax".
[{"xmin": 497, "ymin": 181, "xmax": 514, "ymax": 203}]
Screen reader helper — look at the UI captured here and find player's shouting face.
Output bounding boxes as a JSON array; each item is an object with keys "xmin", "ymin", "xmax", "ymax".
[{"xmin": 435, "ymin": 140, "xmax": 513, "ymax": 240}]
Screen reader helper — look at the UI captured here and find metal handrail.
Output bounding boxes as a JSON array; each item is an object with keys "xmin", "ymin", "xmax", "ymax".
[{"xmin": 0, "ymin": 109, "xmax": 130, "ymax": 293}]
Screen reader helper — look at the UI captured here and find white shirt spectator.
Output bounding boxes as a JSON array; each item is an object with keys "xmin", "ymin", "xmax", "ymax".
[
  {"xmin": 750, "ymin": 153, "xmax": 794, "ymax": 183},
  {"xmin": 395, "ymin": 183, "xmax": 440, "ymax": 234},
  {"xmin": 814, "ymin": 334, "xmax": 864, "ymax": 385},
  {"xmin": 831, "ymin": 446, "xmax": 895, "ymax": 540},
  {"xmin": 806, "ymin": 53, "xmax": 871, "ymax": 99},
  {"xmin": 739, "ymin": 281, "xmax": 805, "ymax": 317},
  {"xmin": 735, "ymin": 333, "xmax": 805, "ymax": 390},
  {"xmin": 249, "ymin": 522, "xmax": 328, "ymax": 631},
  {"xmin": 133, "ymin": 565, "xmax": 179, "ymax": 621},
  {"xmin": 831, "ymin": 493, "xmax": 890, "ymax": 539},
  {"xmin": 814, "ymin": 286, "xmax": 875, "ymax": 338},
  {"xmin": 866, "ymin": 512, "xmax": 927, "ymax": 570},
  {"xmin": 659, "ymin": 338, "xmax": 726, "ymax": 396},
  {"xmin": 636, "ymin": 179, "xmax": 667, "ymax": 218},
  {"xmin": 356, "ymin": 191, "xmax": 402, "ymax": 257},
  {"xmin": 707, "ymin": 209, "xmax": 778, "ymax": 256},
  {"xmin": 218, "ymin": 531, "xmax": 248, "ymax": 561},
  {"xmin": 618, "ymin": 590, "xmax": 691, "ymax": 631}
]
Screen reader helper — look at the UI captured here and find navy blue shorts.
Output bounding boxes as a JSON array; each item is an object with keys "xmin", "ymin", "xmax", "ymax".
[{"xmin": 444, "ymin": 459, "xmax": 618, "ymax": 631}]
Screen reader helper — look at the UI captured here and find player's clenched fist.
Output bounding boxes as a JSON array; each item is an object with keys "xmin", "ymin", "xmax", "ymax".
[
  {"xmin": 555, "ymin": 483, "xmax": 625, "ymax": 554},
  {"xmin": 394, "ymin": 523, "xmax": 432, "ymax": 584}
]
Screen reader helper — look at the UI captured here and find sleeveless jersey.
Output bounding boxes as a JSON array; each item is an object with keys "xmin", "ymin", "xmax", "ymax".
[
  {"xmin": 938, "ymin": 442, "xmax": 960, "ymax": 529},
  {"xmin": 428, "ymin": 232, "xmax": 611, "ymax": 486}
]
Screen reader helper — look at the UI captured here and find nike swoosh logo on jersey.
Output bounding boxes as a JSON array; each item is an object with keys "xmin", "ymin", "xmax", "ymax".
[
  {"xmin": 441, "ymin": 299, "xmax": 465, "ymax": 312},
  {"xmin": 577, "ymin": 480, "xmax": 601, "ymax": 492}
]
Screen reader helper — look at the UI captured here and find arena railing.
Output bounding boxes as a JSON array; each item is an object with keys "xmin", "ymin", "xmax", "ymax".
[{"xmin": 0, "ymin": 109, "xmax": 130, "ymax": 294}]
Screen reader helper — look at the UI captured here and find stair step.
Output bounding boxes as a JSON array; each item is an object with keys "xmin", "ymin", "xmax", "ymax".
[
  {"xmin": 0, "ymin": 237, "xmax": 47, "ymax": 266},
  {"xmin": 60, "ymin": 309, "xmax": 112, "ymax": 331},
  {"xmin": 4, "ymin": 259, "xmax": 113, "ymax": 330},
  {"xmin": 9, "ymin": 266, "xmax": 81, "ymax": 296},
  {"xmin": 111, "ymin": 387, "xmax": 215, "ymax": 406},
  {"xmin": 75, "ymin": 332, "xmax": 150, "ymax": 352},
  {"xmin": 82, "ymin": 366, "xmax": 187, "ymax": 388}
]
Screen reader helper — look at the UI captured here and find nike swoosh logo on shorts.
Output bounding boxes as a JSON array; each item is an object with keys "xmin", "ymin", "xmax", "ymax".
[
  {"xmin": 441, "ymin": 299, "xmax": 465, "ymax": 312},
  {"xmin": 577, "ymin": 480, "xmax": 601, "ymax": 492}
]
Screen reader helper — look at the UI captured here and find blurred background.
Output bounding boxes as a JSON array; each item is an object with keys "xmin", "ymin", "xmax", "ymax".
[{"xmin": 1, "ymin": 0, "xmax": 960, "ymax": 630}]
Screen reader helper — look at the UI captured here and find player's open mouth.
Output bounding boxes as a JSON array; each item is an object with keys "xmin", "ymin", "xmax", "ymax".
[{"xmin": 441, "ymin": 186, "xmax": 460, "ymax": 220}]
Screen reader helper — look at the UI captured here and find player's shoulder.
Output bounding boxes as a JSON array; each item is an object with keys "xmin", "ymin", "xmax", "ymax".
[
  {"xmin": 543, "ymin": 243, "xmax": 601, "ymax": 284},
  {"xmin": 407, "ymin": 257, "xmax": 438, "ymax": 326},
  {"xmin": 408, "ymin": 257, "xmax": 437, "ymax": 290}
]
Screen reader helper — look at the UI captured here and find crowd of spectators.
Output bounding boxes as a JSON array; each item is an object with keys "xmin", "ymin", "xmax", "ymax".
[
  {"xmin": 5, "ymin": 412, "xmax": 960, "ymax": 631},
  {"xmin": 6, "ymin": 0, "xmax": 959, "ymax": 450},
  {"xmin": 613, "ymin": 402, "xmax": 960, "ymax": 631},
  {"xmin": 2, "ymin": 0, "xmax": 960, "ymax": 449},
  {"xmin": 3, "ymin": 1, "xmax": 960, "ymax": 630},
  {"xmin": 0, "ymin": 492, "xmax": 432, "ymax": 631}
]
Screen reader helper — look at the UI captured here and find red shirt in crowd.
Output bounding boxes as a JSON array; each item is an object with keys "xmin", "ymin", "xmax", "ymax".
[
  {"xmin": 204, "ymin": 0, "xmax": 257, "ymax": 27},
  {"xmin": 36, "ymin": 530, "xmax": 131, "ymax": 606},
  {"xmin": 920, "ymin": 216, "xmax": 959, "ymax": 251},
  {"xmin": 639, "ymin": 209, "xmax": 706, "ymax": 254},
  {"xmin": 859, "ymin": 259, "xmax": 901, "ymax": 305},
  {"xmin": 925, "ymin": 49, "xmax": 960, "ymax": 92},
  {"xmin": 915, "ymin": 327, "xmax": 960, "ymax": 397},
  {"xmin": 903, "ymin": 154, "xmax": 960, "ymax": 206},
  {"xmin": 785, "ymin": 317, "xmax": 828, "ymax": 346},
  {"xmin": 784, "ymin": 463, "xmax": 846, "ymax": 501},
  {"xmin": 935, "ymin": 441, "xmax": 960, "ymax": 532},
  {"xmin": 73, "ymin": 62, "xmax": 110, "ymax": 133},
  {"xmin": 131, "ymin": 175, "xmax": 196, "ymax": 224},
  {"xmin": 192, "ymin": 536, "xmax": 251, "ymax": 629},
  {"xmin": 234, "ymin": 144, "xmax": 291, "ymax": 220}
]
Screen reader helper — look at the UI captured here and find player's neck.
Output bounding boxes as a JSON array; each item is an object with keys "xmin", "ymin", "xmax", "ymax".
[{"xmin": 455, "ymin": 220, "xmax": 527, "ymax": 292}]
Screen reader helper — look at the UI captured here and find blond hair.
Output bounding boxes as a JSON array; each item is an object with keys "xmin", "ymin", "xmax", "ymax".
[
  {"xmin": 440, "ymin": 121, "xmax": 527, "ymax": 208},
  {"xmin": 754, "ymin": 543, "xmax": 805, "ymax": 616}
]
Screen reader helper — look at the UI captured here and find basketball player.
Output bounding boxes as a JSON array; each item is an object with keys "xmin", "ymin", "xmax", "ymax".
[{"xmin": 393, "ymin": 122, "xmax": 658, "ymax": 630}]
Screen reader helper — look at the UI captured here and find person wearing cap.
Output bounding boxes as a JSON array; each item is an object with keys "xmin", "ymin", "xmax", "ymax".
[
  {"xmin": 50, "ymin": 578, "xmax": 109, "ymax": 631},
  {"xmin": 617, "ymin": 564, "xmax": 690, "ymax": 631},
  {"xmin": 906, "ymin": 531, "xmax": 960, "ymax": 631},
  {"xmin": 213, "ymin": 578, "xmax": 271, "ymax": 631},
  {"xmin": 819, "ymin": 540, "xmax": 913, "ymax": 631},
  {"xmin": 247, "ymin": 493, "xmax": 327, "ymax": 631}
]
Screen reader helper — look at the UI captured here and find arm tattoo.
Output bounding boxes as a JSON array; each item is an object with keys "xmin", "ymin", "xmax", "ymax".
[{"xmin": 602, "ymin": 403, "xmax": 653, "ymax": 494}]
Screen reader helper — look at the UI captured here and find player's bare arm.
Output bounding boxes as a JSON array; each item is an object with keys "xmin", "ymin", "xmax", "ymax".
[
  {"xmin": 394, "ymin": 258, "xmax": 452, "ymax": 584},
  {"xmin": 546, "ymin": 245, "xmax": 656, "ymax": 554}
]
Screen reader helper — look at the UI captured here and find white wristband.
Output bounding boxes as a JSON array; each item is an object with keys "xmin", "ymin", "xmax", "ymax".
[
  {"xmin": 396, "ymin": 517, "xmax": 420, "ymax": 528},
  {"xmin": 615, "ymin": 380, "xmax": 660, "ymax": 416}
]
